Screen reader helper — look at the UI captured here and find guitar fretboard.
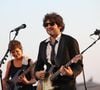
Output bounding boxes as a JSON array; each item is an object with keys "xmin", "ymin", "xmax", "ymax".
[{"xmin": 50, "ymin": 60, "xmax": 72, "ymax": 81}]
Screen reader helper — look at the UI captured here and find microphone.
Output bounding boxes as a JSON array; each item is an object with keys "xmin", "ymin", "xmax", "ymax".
[
  {"xmin": 10, "ymin": 24, "xmax": 26, "ymax": 32},
  {"xmin": 90, "ymin": 29, "xmax": 100, "ymax": 36}
]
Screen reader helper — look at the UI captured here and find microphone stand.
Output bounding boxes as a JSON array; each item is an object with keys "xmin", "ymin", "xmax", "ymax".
[
  {"xmin": 0, "ymin": 30, "xmax": 20, "ymax": 90},
  {"xmin": 80, "ymin": 35, "xmax": 100, "ymax": 90}
]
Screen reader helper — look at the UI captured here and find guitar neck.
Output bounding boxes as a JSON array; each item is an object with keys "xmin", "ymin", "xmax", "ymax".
[
  {"xmin": 22, "ymin": 66, "xmax": 31, "ymax": 75},
  {"xmin": 11, "ymin": 64, "xmax": 34, "ymax": 82},
  {"xmin": 50, "ymin": 60, "xmax": 72, "ymax": 81}
]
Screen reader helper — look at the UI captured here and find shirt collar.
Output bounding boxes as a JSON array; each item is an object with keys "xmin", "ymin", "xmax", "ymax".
[{"xmin": 45, "ymin": 33, "xmax": 61, "ymax": 43}]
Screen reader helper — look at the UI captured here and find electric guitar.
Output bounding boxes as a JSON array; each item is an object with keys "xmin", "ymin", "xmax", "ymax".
[
  {"xmin": 7, "ymin": 64, "xmax": 35, "ymax": 90},
  {"xmin": 37, "ymin": 55, "xmax": 81, "ymax": 90}
]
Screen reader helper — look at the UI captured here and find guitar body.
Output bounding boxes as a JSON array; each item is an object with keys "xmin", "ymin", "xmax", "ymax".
[
  {"xmin": 6, "ymin": 69, "xmax": 23, "ymax": 90},
  {"xmin": 37, "ymin": 55, "xmax": 81, "ymax": 90},
  {"xmin": 6, "ymin": 64, "xmax": 34, "ymax": 90},
  {"xmin": 37, "ymin": 75, "xmax": 54, "ymax": 90},
  {"xmin": 7, "ymin": 80, "xmax": 19, "ymax": 90}
]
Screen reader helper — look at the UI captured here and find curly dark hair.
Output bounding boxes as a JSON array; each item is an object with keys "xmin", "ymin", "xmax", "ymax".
[
  {"xmin": 8, "ymin": 40, "xmax": 23, "ymax": 52},
  {"xmin": 43, "ymin": 12, "xmax": 65, "ymax": 32}
]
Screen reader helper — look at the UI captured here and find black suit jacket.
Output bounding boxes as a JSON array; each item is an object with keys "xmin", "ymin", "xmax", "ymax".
[{"xmin": 34, "ymin": 34, "xmax": 83, "ymax": 88}]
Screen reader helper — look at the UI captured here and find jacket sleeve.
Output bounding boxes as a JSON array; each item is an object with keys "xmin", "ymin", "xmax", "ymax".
[{"xmin": 68, "ymin": 37, "xmax": 83, "ymax": 78}]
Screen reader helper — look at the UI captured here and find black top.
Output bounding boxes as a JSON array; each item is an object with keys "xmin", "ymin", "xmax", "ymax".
[{"xmin": 8, "ymin": 59, "xmax": 34, "ymax": 90}]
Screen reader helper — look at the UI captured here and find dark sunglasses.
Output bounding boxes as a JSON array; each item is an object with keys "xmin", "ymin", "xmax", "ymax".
[{"xmin": 43, "ymin": 22, "xmax": 55, "ymax": 27}]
